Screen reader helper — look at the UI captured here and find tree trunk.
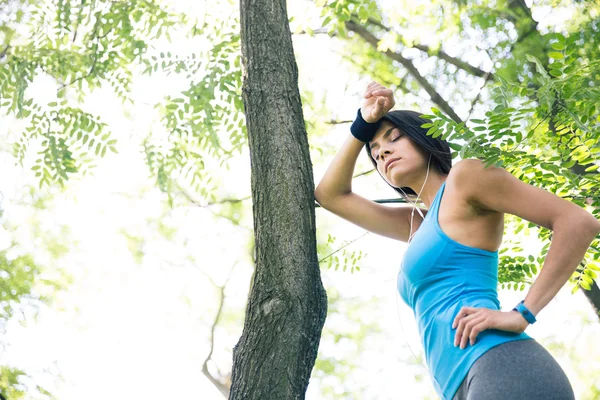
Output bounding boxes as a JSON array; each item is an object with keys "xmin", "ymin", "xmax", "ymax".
[{"xmin": 230, "ymin": 0, "xmax": 328, "ymax": 398}]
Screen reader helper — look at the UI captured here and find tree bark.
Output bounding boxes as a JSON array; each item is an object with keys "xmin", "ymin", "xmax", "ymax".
[{"xmin": 230, "ymin": 0, "xmax": 328, "ymax": 398}]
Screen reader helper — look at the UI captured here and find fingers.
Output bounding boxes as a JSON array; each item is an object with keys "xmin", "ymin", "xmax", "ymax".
[
  {"xmin": 452, "ymin": 306, "xmax": 476, "ymax": 329},
  {"xmin": 454, "ymin": 312, "xmax": 477, "ymax": 347},
  {"xmin": 362, "ymin": 82, "xmax": 395, "ymax": 117},
  {"xmin": 372, "ymin": 88, "xmax": 393, "ymax": 97},
  {"xmin": 366, "ymin": 81, "xmax": 379, "ymax": 90},
  {"xmin": 374, "ymin": 97, "xmax": 384, "ymax": 114},
  {"xmin": 457, "ymin": 316, "xmax": 486, "ymax": 349},
  {"xmin": 364, "ymin": 82, "xmax": 378, "ymax": 97},
  {"xmin": 364, "ymin": 82, "xmax": 388, "ymax": 98},
  {"xmin": 454, "ymin": 308, "xmax": 523, "ymax": 350},
  {"xmin": 365, "ymin": 89, "xmax": 394, "ymax": 104},
  {"xmin": 365, "ymin": 87, "xmax": 388, "ymax": 98},
  {"xmin": 453, "ymin": 306, "xmax": 486, "ymax": 349}
]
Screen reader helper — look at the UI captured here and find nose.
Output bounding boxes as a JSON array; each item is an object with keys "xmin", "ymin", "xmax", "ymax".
[{"xmin": 380, "ymin": 147, "xmax": 392, "ymax": 162}]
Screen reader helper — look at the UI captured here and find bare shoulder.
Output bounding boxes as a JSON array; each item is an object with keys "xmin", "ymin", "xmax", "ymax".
[
  {"xmin": 410, "ymin": 160, "xmax": 468, "ymax": 220},
  {"xmin": 448, "ymin": 158, "xmax": 487, "ymax": 181},
  {"xmin": 446, "ymin": 158, "xmax": 599, "ymax": 231},
  {"xmin": 445, "ymin": 158, "xmax": 498, "ymax": 216},
  {"xmin": 409, "ymin": 160, "xmax": 473, "ymax": 227}
]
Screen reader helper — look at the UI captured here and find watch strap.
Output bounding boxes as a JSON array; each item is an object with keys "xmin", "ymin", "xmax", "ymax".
[{"xmin": 513, "ymin": 300, "xmax": 537, "ymax": 324}]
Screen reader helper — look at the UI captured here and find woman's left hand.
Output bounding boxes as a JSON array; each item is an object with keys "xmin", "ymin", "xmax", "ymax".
[{"xmin": 452, "ymin": 306, "xmax": 529, "ymax": 349}]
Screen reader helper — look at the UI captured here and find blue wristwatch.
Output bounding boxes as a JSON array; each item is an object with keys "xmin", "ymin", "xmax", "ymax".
[{"xmin": 512, "ymin": 300, "xmax": 537, "ymax": 324}]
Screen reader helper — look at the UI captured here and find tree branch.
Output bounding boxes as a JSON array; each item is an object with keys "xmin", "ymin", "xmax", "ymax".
[
  {"xmin": 363, "ymin": 17, "xmax": 495, "ymax": 80},
  {"xmin": 332, "ymin": 50, "xmax": 409, "ymax": 92},
  {"xmin": 324, "ymin": 119, "xmax": 352, "ymax": 125},
  {"xmin": 178, "ymin": 188, "xmax": 251, "ymax": 208},
  {"xmin": 295, "ymin": 18, "xmax": 494, "ymax": 80},
  {"xmin": 200, "ymin": 262, "xmax": 237, "ymax": 398},
  {"xmin": 412, "ymin": 42, "xmax": 494, "ymax": 80},
  {"xmin": 58, "ymin": 51, "xmax": 98, "ymax": 91},
  {"xmin": 345, "ymin": 20, "xmax": 462, "ymax": 123},
  {"xmin": 0, "ymin": 45, "xmax": 10, "ymax": 59},
  {"xmin": 466, "ymin": 54, "xmax": 494, "ymax": 121}
]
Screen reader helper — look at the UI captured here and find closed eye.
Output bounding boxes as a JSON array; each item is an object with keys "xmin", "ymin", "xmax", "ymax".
[{"xmin": 373, "ymin": 135, "xmax": 401, "ymax": 160}]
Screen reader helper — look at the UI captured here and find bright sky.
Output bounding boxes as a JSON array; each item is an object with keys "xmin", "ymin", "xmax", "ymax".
[{"xmin": 1, "ymin": 0, "xmax": 599, "ymax": 399}]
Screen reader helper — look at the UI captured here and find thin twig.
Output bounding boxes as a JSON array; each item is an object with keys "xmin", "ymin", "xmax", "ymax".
[{"xmin": 0, "ymin": 45, "xmax": 10, "ymax": 59}]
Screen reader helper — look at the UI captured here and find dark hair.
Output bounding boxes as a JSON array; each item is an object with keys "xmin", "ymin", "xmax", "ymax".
[{"xmin": 364, "ymin": 110, "xmax": 453, "ymax": 204}]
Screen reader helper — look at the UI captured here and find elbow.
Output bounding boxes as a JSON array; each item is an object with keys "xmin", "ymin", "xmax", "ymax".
[
  {"xmin": 314, "ymin": 181, "xmax": 352, "ymax": 208},
  {"xmin": 577, "ymin": 215, "xmax": 600, "ymax": 238},
  {"xmin": 314, "ymin": 187, "xmax": 327, "ymax": 208},
  {"xmin": 591, "ymin": 218, "xmax": 600, "ymax": 235},
  {"xmin": 551, "ymin": 213, "xmax": 600, "ymax": 238},
  {"xmin": 314, "ymin": 186, "xmax": 342, "ymax": 209},
  {"xmin": 314, "ymin": 185, "xmax": 322, "ymax": 200},
  {"xmin": 581, "ymin": 212, "xmax": 600, "ymax": 235}
]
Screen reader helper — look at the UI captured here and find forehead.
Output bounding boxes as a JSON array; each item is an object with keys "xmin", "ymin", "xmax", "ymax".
[{"xmin": 373, "ymin": 121, "xmax": 395, "ymax": 138}]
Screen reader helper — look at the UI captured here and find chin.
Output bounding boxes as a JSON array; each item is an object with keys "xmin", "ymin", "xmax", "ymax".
[
  {"xmin": 387, "ymin": 176, "xmax": 403, "ymax": 187},
  {"xmin": 387, "ymin": 170, "xmax": 402, "ymax": 184}
]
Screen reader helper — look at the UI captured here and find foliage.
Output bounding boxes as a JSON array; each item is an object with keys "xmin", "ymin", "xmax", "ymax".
[
  {"xmin": 0, "ymin": 189, "xmax": 71, "ymax": 399},
  {"xmin": 140, "ymin": 10, "xmax": 245, "ymax": 204},
  {"xmin": 1, "ymin": 0, "xmax": 179, "ymax": 187},
  {"xmin": 310, "ymin": 286, "xmax": 383, "ymax": 399},
  {"xmin": 2, "ymin": 0, "xmax": 600, "ymax": 398},
  {"xmin": 419, "ymin": 33, "xmax": 600, "ymax": 292},
  {"xmin": 0, "ymin": 366, "xmax": 26, "ymax": 399},
  {"xmin": 319, "ymin": 233, "xmax": 365, "ymax": 274}
]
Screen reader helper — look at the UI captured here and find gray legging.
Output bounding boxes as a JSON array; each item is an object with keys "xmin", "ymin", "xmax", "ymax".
[{"xmin": 453, "ymin": 338, "xmax": 575, "ymax": 400}]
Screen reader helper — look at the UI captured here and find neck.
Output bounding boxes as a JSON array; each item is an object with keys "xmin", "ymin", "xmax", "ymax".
[{"xmin": 407, "ymin": 173, "xmax": 448, "ymax": 209}]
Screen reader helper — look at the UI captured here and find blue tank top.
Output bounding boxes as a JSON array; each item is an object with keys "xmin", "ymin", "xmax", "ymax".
[{"xmin": 397, "ymin": 180, "xmax": 532, "ymax": 400}]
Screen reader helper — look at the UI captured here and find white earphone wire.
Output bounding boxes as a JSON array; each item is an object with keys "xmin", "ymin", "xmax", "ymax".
[
  {"xmin": 394, "ymin": 153, "xmax": 434, "ymax": 374},
  {"xmin": 400, "ymin": 153, "xmax": 432, "ymax": 244}
]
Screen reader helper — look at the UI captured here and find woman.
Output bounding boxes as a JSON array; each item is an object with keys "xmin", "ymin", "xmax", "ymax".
[{"xmin": 314, "ymin": 81, "xmax": 600, "ymax": 399}]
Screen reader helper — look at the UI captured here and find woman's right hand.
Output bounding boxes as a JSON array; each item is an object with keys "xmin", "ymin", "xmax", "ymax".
[{"xmin": 361, "ymin": 81, "xmax": 395, "ymax": 123}]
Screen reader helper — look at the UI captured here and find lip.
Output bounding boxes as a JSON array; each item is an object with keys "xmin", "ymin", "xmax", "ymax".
[{"xmin": 385, "ymin": 158, "xmax": 401, "ymax": 172}]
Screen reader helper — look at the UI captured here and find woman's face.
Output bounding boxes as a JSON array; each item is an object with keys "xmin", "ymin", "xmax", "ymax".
[{"xmin": 368, "ymin": 121, "xmax": 428, "ymax": 188}]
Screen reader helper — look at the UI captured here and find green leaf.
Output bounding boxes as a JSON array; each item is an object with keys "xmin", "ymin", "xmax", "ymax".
[
  {"xmin": 571, "ymin": 285, "xmax": 579, "ymax": 294},
  {"xmin": 358, "ymin": 6, "xmax": 369, "ymax": 20},
  {"xmin": 580, "ymin": 280, "xmax": 591, "ymax": 290},
  {"xmin": 588, "ymin": 263, "xmax": 600, "ymax": 271},
  {"xmin": 525, "ymin": 54, "xmax": 550, "ymax": 81},
  {"xmin": 548, "ymin": 52, "xmax": 564, "ymax": 60},
  {"xmin": 549, "ymin": 69, "xmax": 563, "ymax": 77},
  {"xmin": 581, "ymin": 273, "xmax": 593, "ymax": 283}
]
